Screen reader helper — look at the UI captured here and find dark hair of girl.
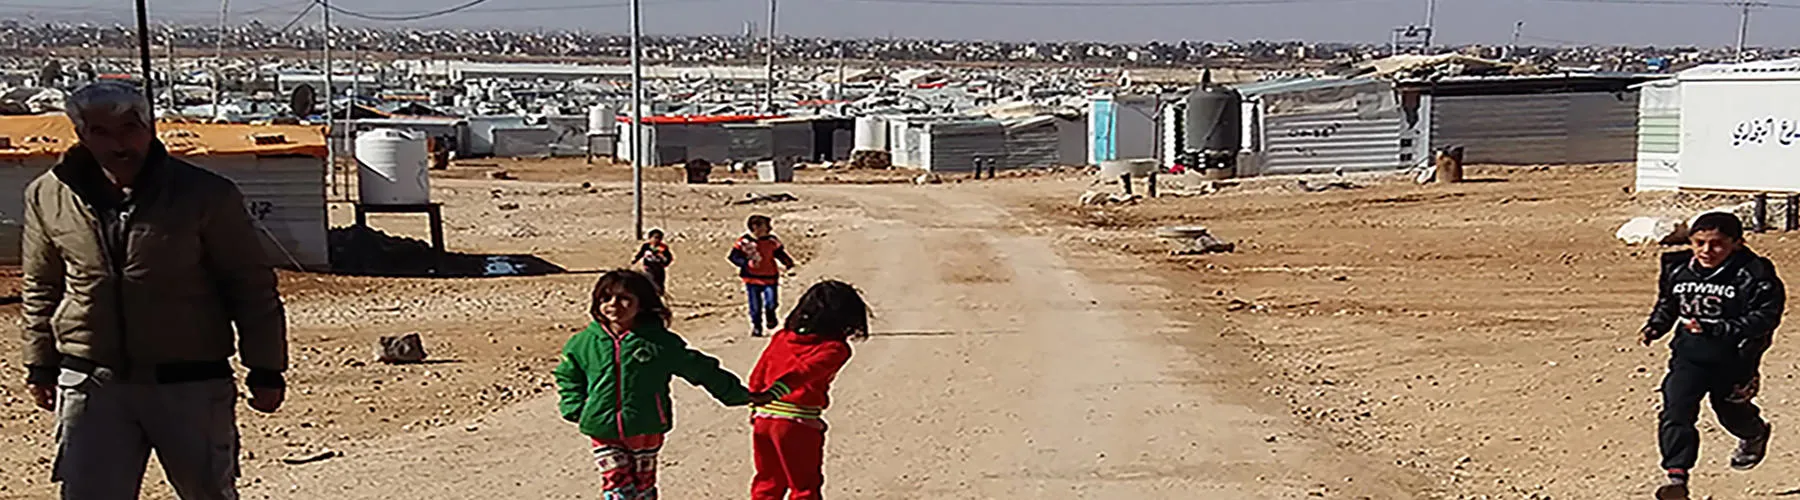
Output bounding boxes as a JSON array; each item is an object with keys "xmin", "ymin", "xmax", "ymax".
[
  {"xmin": 591, "ymin": 269, "xmax": 672, "ymax": 328},
  {"xmin": 782, "ymin": 280, "xmax": 869, "ymax": 341}
]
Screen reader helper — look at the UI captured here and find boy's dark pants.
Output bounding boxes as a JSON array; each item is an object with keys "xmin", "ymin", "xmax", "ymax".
[
  {"xmin": 746, "ymin": 283, "xmax": 779, "ymax": 333},
  {"xmin": 643, "ymin": 265, "xmax": 667, "ymax": 293},
  {"xmin": 1659, "ymin": 355, "xmax": 1768, "ymax": 471}
]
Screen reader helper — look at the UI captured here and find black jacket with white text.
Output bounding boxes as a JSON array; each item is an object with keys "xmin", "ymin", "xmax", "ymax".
[{"xmin": 1646, "ymin": 248, "xmax": 1786, "ymax": 365}]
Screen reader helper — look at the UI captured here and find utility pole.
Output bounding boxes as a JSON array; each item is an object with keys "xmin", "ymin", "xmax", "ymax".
[
  {"xmin": 323, "ymin": 0, "xmax": 336, "ymax": 198},
  {"xmin": 764, "ymin": 0, "xmax": 777, "ymax": 113},
  {"xmin": 165, "ymin": 32, "xmax": 177, "ymax": 110},
  {"xmin": 1422, "ymin": 0, "xmax": 1436, "ymax": 49},
  {"xmin": 1509, "ymin": 21, "xmax": 1523, "ymax": 61},
  {"xmin": 1735, "ymin": 2, "xmax": 1760, "ymax": 63},
  {"xmin": 134, "ymin": 0, "xmax": 153, "ymax": 115},
  {"xmin": 213, "ymin": 0, "xmax": 228, "ymax": 121},
  {"xmin": 629, "ymin": 0, "xmax": 644, "ymax": 239},
  {"xmin": 833, "ymin": 46, "xmax": 845, "ymax": 101}
]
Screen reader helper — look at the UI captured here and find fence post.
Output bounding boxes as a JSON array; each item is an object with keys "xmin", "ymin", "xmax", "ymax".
[
  {"xmin": 1787, "ymin": 194, "xmax": 1798, "ymax": 232},
  {"xmin": 1755, "ymin": 193, "xmax": 1770, "ymax": 233}
]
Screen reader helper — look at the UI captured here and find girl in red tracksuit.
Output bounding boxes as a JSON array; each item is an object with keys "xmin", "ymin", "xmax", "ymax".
[{"xmin": 747, "ymin": 280, "xmax": 869, "ymax": 500}]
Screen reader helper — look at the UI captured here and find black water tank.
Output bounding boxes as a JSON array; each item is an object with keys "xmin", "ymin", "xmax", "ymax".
[{"xmin": 1183, "ymin": 84, "xmax": 1242, "ymax": 153}]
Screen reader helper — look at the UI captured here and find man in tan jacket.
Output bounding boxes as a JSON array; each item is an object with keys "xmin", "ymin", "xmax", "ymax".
[{"xmin": 20, "ymin": 81, "xmax": 288, "ymax": 499}]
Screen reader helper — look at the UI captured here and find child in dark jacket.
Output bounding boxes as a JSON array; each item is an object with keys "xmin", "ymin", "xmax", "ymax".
[
  {"xmin": 555, "ymin": 270, "xmax": 772, "ymax": 500},
  {"xmin": 747, "ymin": 280, "xmax": 869, "ymax": 500},
  {"xmin": 1641, "ymin": 212, "xmax": 1785, "ymax": 500},
  {"xmin": 631, "ymin": 229, "xmax": 674, "ymax": 293}
]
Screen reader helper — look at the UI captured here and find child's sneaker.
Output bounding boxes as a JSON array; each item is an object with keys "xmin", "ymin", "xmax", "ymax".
[
  {"xmin": 751, "ymin": 329, "xmax": 765, "ymax": 338},
  {"xmin": 1731, "ymin": 423, "xmax": 1772, "ymax": 471},
  {"xmin": 1655, "ymin": 470, "xmax": 1689, "ymax": 500},
  {"xmin": 766, "ymin": 317, "xmax": 779, "ymax": 330}
]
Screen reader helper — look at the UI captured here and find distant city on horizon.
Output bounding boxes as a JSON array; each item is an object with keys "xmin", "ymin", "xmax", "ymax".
[{"xmin": 1, "ymin": 20, "xmax": 1793, "ymax": 74}]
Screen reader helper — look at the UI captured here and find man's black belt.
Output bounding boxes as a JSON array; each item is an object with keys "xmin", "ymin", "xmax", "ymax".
[{"xmin": 61, "ymin": 357, "xmax": 233, "ymax": 384}]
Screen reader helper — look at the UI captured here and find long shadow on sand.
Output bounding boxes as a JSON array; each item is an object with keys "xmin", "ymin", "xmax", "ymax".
[{"xmin": 327, "ymin": 225, "xmax": 567, "ymax": 278}]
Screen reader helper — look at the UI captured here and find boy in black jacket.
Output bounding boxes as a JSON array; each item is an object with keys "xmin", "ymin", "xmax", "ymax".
[{"xmin": 1643, "ymin": 212, "xmax": 1785, "ymax": 500}]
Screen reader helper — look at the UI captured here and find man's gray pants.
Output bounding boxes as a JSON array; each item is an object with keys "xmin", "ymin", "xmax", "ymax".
[{"xmin": 53, "ymin": 368, "xmax": 241, "ymax": 500}]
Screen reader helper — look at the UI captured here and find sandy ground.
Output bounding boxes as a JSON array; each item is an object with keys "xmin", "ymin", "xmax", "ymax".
[
  {"xmin": 1028, "ymin": 165, "xmax": 1800, "ymax": 499},
  {"xmin": 4, "ymin": 159, "xmax": 1797, "ymax": 499}
]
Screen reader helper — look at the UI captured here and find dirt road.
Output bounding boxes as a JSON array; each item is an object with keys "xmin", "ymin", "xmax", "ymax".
[{"xmin": 242, "ymin": 183, "xmax": 1424, "ymax": 499}]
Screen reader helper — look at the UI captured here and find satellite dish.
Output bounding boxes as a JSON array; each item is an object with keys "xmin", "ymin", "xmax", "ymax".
[{"xmin": 290, "ymin": 84, "xmax": 316, "ymax": 117}]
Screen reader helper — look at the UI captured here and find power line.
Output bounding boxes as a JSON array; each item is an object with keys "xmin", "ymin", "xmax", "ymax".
[
  {"xmin": 277, "ymin": 0, "xmax": 316, "ymax": 31},
  {"xmin": 832, "ymin": 0, "xmax": 1358, "ymax": 6},
  {"xmin": 308, "ymin": 0, "xmax": 495, "ymax": 21},
  {"xmin": 1542, "ymin": 0, "xmax": 1800, "ymax": 8}
]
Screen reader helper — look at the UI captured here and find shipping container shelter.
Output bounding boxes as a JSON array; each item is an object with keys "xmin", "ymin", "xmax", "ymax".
[
  {"xmin": 467, "ymin": 115, "xmax": 530, "ymax": 157},
  {"xmin": 1672, "ymin": 58, "xmax": 1800, "ymax": 193},
  {"xmin": 0, "ymin": 116, "xmax": 329, "ymax": 269},
  {"xmin": 1401, "ymin": 73, "xmax": 1654, "ymax": 165},
  {"xmin": 617, "ymin": 122, "xmax": 733, "ymax": 166},
  {"xmin": 1634, "ymin": 79, "xmax": 1681, "ymax": 192},
  {"xmin": 1087, "ymin": 94, "xmax": 1159, "ymax": 164},
  {"xmin": 922, "ymin": 120, "xmax": 1007, "ymax": 173},
  {"xmin": 1235, "ymin": 77, "xmax": 1431, "ymax": 176}
]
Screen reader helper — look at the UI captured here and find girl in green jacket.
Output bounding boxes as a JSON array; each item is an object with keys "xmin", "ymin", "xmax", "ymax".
[{"xmin": 554, "ymin": 269, "xmax": 772, "ymax": 500}]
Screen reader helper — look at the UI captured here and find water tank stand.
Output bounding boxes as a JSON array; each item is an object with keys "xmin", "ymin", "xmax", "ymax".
[{"xmin": 353, "ymin": 203, "xmax": 446, "ymax": 253}]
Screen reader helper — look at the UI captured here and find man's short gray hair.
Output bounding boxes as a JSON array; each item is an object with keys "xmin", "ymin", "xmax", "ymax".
[{"xmin": 65, "ymin": 81, "xmax": 153, "ymax": 130}]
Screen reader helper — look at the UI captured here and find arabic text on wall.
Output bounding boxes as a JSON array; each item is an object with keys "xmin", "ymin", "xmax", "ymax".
[{"xmin": 1731, "ymin": 117, "xmax": 1800, "ymax": 147}]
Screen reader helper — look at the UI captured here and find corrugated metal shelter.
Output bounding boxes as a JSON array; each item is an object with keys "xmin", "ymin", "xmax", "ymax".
[
  {"xmin": 617, "ymin": 123, "xmax": 733, "ymax": 166},
  {"xmin": 544, "ymin": 116, "xmax": 590, "ymax": 157},
  {"xmin": 921, "ymin": 120, "xmax": 1006, "ymax": 173},
  {"xmin": 885, "ymin": 115, "xmax": 965, "ymax": 169},
  {"xmin": 1001, "ymin": 115, "xmax": 1086, "ymax": 170},
  {"xmin": 1402, "ymin": 73, "xmax": 1655, "ymax": 165},
  {"xmin": 0, "ymin": 118, "xmax": 329, "ymax": 270},
  {"xmin": 725, "ymin": 124, "xmax": 773, "ymax": 162},
  {"xmin": 467, "ymin": 115, "xmax": 529, "ymax": 157},
  {"xmin": 1237, "ymin": 78, "xmax": 1430, "ymax": 176},
  {"xmin": 1634, "ymin": 79, "xmax": 1681, "ymax": 192},
  {"xmin": 492, "ymin": 127, "xmax": 558, "ymax": 158}
]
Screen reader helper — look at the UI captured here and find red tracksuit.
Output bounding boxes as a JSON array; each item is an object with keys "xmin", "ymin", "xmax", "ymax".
[{"xmin": 748, "ymin": 329, "xmax": 852, "ymax": 500}]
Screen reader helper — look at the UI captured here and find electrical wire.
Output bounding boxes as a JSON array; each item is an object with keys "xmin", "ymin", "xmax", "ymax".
[
  {"xmin": 832, "ymin": 0, "xmax": 1359, "ymax": 6},
  {"xmin": 277, "ymin": 0, "xmax": 317, "ymax": 31},
  {"xmin": 1541, "ymin": 0, "xmax": 1800, "ymax": 8},
  {"xmin": 309, "ymin": 0, "xmax": 496, "ymax": 21}
]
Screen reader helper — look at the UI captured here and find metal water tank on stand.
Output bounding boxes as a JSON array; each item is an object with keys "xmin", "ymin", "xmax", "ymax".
[
  {"xmin": 850, "ymin": 116, "xmax": 891, "ymax": 169},
  {"xmin": 352, "ymin": 128, "xmax": 447, "ymax": 253},
  {"xmin": 355, "ymin": 129, "xmax": 431, "ymax": 204},
  {"xmin": 853, "ymin": 116, "xmax": 887, "ymax": 152},
  {"xmin": 585, "ymin": 105, "xmax": 620, "ymax": 164},
  {"xmin": 1183, "ymin": 71, "xmax": 1243, "ymax": 179},
  {"xmin": 588, "ymin": 105, "xmax": 618, "ymax": 135}
]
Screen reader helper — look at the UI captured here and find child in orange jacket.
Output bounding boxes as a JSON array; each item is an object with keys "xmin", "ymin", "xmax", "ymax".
[{"xmin": 746, "ymin": 280, "xmax": 869, "ymax": 500}]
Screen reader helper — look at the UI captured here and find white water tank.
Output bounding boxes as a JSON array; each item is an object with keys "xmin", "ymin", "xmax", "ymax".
[
  {"xmin": 853, "ymin": 116, "xmax": 887, "ymax": 152},
  {"xmin": 354, "ymin": 128, "xmax": 431, "ymax": 205},
  {"xmin": 588, "ymin": 104, "xmax": 617, "ymax": 135}
]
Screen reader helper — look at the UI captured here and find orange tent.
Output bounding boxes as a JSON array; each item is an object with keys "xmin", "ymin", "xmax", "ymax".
[{"xmin": 0, "ymin": 114, "xmax": 327, "ymax": 160}]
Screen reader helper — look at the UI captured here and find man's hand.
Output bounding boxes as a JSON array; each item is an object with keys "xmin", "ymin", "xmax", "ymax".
[
  {"xmin": 748, "ymin": 391, "xmax": 775, "ymax": 406},
  {"xmin": 1640, "ymin": 326, "xmax": 1664, "ymax": 346},
  {"xmin": 248, "ymin": 386, "xmax": 285, "ymax": 413},
  {"xmin": 27, "ymin": 384, "xmax": 54, "ymax": 411}
]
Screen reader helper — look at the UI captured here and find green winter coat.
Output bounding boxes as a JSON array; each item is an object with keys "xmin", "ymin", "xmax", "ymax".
[{"xmin": 554, "ymin": 320, "xmax": 751, "ymax": 440}]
